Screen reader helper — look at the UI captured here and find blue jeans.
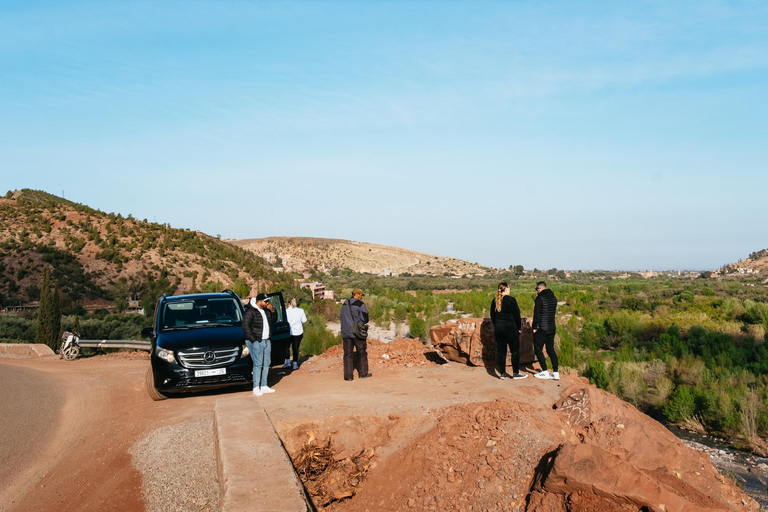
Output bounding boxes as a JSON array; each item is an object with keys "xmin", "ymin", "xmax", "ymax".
[{"xmin": 246, "ymin": 338, "xmax": 271, "ymax": 388}]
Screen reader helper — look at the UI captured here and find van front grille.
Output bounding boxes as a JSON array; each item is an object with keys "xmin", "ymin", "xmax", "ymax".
[{"xmin": 177, "ymin": 347, "xmax": 240, "ymax": 368}]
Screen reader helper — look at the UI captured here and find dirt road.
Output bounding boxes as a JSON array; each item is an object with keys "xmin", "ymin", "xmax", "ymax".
[
  {"xmin": 0, "ymin": 364, "xmax": 66, "ymax": 507},
  {"xmin": 0, "ymin": 354, "xmax": 228, "ymax": 512}
]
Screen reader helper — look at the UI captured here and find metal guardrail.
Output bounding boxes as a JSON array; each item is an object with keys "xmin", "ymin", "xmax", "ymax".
[{"xmin": 77, "ymin": 339, "xmax": 151, "ymax": 351}]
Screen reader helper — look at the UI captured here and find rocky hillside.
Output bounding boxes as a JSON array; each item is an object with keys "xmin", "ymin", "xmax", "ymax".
[
  {"xmin": 228, "ymin": 236, "xmax": 493, "ymax": 277},
  {"xmin": 0, "ymin": 189, "xmax": 274, "ymax": 310},
  {"xmin": 719, "ymin": 248, "xmax": 768, "ymax": 276}
]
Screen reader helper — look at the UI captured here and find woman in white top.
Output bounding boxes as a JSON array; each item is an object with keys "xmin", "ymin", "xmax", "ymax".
[{"xmin": 283, "ymin": 298, "xmax": 308, "ymax": 370}]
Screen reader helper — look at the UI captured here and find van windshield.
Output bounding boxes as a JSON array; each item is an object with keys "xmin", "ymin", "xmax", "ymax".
[{"xmin": 160, "ymin": 297, "xmax": 243, "ymax": 331}]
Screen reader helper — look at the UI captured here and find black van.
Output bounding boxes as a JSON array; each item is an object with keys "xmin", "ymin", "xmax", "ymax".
[{"xmin": 143, "ymin": 290, "xmax": 290, "ymax": 400}]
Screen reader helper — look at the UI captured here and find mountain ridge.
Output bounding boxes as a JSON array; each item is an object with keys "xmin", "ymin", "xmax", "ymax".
[
  {"xmin": 227, "ymin": 236, "xmax": 495, "ymax": 277},
  {"xmin": 0, "ymin": 189, "xmax": 274, "ymax": 311}
]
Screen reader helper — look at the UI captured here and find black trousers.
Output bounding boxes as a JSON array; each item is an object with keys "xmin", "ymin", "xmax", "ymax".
[
  {"xmin": 287, "ymin": 334, "xmax": 303, "ymax": 360},
  {"xmin": 494, "ymin": 321, "xmax": 520, "ymax": 376},
  {"xmin": 533, "ymin": 330, "xmax": 558, "ymax": 372},
  {"xmin": 343, "ymin": 337, "xmax": 369, "ymax": 379}
]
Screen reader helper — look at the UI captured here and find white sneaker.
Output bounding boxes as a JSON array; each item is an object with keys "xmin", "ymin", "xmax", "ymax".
[
  {"xmin": 292, "ymin": 361, "xmax": 298, "ymax": 370},
  {"xmin": 534, "ymin": 371, "xmax": 551, "ymax": 380},
  {"xmin": 260, "ymin": 386, "xmax": 276, "ymax": 394},
  {"xmin": 552, "ymin": 372, "xmax": 560, "ymax": 381},
  {"xmin": 281, "ymin": 360, "xmax": 291, "ymax": 368},
  {"xmin": 511, "ymin": 373, "xmax": 528, "ymax": 380},
  {"xmin": 253, "ymin": 388, "xmax": 263, "ymax": 396}
]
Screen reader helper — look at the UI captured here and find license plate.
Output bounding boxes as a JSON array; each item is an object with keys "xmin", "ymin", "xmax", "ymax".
[{"xmin": 195, "ymin": 368, "xmax": 226, "ymax": 377}]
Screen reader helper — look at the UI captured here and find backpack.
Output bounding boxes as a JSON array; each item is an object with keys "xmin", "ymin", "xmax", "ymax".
[{"xmin": 347, "ymin": 300, "xmax": 369, "ymax": 339}]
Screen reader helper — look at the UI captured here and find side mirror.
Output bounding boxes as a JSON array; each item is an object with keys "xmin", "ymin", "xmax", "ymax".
[{"xmin": 141, "ymin": 326, "xmax": 154, "ymax": 338}]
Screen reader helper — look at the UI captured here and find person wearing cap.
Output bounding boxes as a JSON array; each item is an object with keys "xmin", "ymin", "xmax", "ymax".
[
  {"xmin": 340, "ymin": 288, "xmax": 371, "ymax": 381},
  {"xmin": 243, "ymin": 293, "xmax": 278, "ymax": 396}
]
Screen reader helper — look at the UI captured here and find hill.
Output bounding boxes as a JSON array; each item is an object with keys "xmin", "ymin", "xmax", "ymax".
[
  {"xmin": 719, "ymin": 248, "xmax": 768, "ymax": 277},
  {"xmin": 228, "ymin": 236, "xmax": 494, "ymax": 277},
  {"xmin": 0, "ymin": 189, "xmax": 274, "ymax": 312}
]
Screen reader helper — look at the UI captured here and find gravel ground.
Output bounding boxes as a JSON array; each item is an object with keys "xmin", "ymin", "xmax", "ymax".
[{"xmin": 130, "ymin": 415, "xmax": 220, "ymax": 512}]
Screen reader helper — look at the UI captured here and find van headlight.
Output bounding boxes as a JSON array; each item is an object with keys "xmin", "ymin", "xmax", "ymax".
[
  {"xmin": 155, "ymin": 346, "xmax": 176, "ymax": 364},
  {"xmin": 241, "ymin": 344, "xmax": 250, "ymax": 358}
]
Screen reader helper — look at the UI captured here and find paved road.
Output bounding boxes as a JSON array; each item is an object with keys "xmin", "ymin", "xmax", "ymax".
[{"xmin": 0, "ymin": 363, "xmax": 65, "ymax": 505}]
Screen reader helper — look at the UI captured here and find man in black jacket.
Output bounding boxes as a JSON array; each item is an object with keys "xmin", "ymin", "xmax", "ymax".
[
  {"xmin": 340, "ymin": 288, "xmax": 371, "ymax": 381},
  {"xmin": 243, "ymin": 293, "xmax": 278, "ymax": 395},
  {"xmin": 532, "ymin": 281, "xmax": 559, "ymax": 380}
]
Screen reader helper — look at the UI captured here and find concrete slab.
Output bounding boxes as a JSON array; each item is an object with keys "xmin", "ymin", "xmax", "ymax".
[
  {"xmin": 0, "ymin": 343, "xmax": 56, "ymax": 359},
  {"xmin": 214, "ymin": 395, "xmax": 311, "ymax": 512}
]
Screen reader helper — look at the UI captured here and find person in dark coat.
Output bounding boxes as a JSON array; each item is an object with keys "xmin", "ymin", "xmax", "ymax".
[
  {"xmin": 490, "ymin": 282, "xmax": 527, "ymax": 380},
  {"xmin": 532, "ymin": 281, "xmax": 559, "ymax": 380},
  {"xmin": 340, "ymin": 288, "xmax": 371, "ymax": 381},
  {"xmin": 243, "ymin": 293, "xmax": 278, "ymax": 395}
]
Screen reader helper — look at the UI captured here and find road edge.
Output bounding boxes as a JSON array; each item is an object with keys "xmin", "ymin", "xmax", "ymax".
[
  {"xmin": 0, "ymin": 343, "xmax": 55, "ymax": 359},
  {"xmin": 214, "ymin": 395, "xmax": 311, "ymax": 512}
]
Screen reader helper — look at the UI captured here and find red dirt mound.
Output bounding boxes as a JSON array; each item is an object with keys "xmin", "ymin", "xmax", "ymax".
[
  {"xmin": 324, "ymin": 384, "xmax": 757, "ymax": 512},
  {"xmin": 319, "ymin": 338, "xmax": 436, "ymax": 370}
]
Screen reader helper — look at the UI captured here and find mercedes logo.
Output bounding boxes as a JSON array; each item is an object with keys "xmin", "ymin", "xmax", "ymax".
[{"xmin": 203, "ymin": 351, "xmax": 216, "ymax": 363}]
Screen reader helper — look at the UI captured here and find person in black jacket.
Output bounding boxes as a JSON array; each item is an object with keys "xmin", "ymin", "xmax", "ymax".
[
  {"xmin": 490, "ymin": 282, "xmax": 527, "ymax": 380},
  {"xmin": 532, "ymin": 281, "xmax": 559, "ymax": 380},
  {"xmin": 243, "ymin": 293, "xmax": 278, "ymax": 395},
  {"xmin": 340, "ymin": 288, "xmax": 371, "ymax": 381}
]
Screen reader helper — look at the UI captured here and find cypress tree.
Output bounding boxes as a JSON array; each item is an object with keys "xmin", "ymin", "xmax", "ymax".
[
  {"xmin": 35, "ymin": 267, "xmax": 53, "ymax": 345},
  {"xmin": 52, "ymin": 287, "xmax": 62, "ymax": 349}
]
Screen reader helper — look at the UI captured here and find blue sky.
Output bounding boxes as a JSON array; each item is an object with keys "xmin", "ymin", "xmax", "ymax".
[{"xmin": 2, "ymin": 1, "xmax": 767, "ymax": 270}]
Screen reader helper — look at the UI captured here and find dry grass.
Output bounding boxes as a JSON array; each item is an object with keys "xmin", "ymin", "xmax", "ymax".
[
  {"xmin": 679, "ymin": 415, "xmax": 706, "ymax": 434},
  {"xmin": 292, "ymin": 432, "xmax": 375, "ymax": 508}
]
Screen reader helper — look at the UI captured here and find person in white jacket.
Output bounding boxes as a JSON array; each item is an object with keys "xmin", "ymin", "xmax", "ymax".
[{"xmin": 283, "ymin": 298, "xmax": 308, "ymax": 370}]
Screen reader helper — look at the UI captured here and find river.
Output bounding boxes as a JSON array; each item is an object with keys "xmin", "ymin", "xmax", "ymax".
[{"xmin": 668, "ymin": 425, "xmax": 768, "ymax": 509}]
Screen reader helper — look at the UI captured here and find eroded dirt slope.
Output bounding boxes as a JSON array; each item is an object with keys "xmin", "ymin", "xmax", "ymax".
[{"xmin": 264, "ymin": 338, "xmax": 758, "ymax": 512}]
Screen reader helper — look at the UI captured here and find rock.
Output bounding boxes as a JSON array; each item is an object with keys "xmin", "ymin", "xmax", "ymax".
[
  {"xmin": 553, "ymin": 385, "xmax": 592, "ymax": 427},
  {"xmin": 540, "ymin": 443, "xmax": 729, "ymax": 512},
  {"xmin": 429, "ymin": 319, "xmax": 535, "ymax": 367}
]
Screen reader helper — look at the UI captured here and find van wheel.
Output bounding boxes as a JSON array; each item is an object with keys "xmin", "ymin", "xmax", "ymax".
[{"xmin": 146, "ymin": 367, "xmax": 167, "ymax": 401}]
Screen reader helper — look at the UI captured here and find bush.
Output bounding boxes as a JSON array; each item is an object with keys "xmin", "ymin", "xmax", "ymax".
[
  {"xmin": 558, "ymin": 331, "xmax": 575, "ymax": 367},
  {"xmin": 583, "ymin": 359, "xmax": 609, "ymax": 389},
  {"xmin": 652, "ymin": 377, "xmax": 674, "ymax": 405},
  {"xmin": 611, "ymin": 362, "xmax": 647, "ymax": 404},
  {"xmin": 580, "ymin": 322, "xmax": 606, "ymax": 350},
  {"xmin": 664, "ymin": 385, "xmax": 696, "ymax": 423},
  {"xmin": 301, "ymin": 312, "xmax": 340, "ymax": 356},
  {"xmin": 408, "ymin": 314, "xmax": 427, "ymax": 340},
  {"xmin": 0, "ymin": 314, "xmax": 36, "ymax": 342}
]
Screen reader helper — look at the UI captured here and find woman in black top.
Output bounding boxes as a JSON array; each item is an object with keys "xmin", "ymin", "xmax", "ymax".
[{"xmin": 490, "ymin": 282, "xmax": 527, "ymax": 380}]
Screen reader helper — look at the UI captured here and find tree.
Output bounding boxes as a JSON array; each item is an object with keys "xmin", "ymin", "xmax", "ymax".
[
  {"xmin": 231, "ymin": 280, "xmax": 250, "ymax": 300},
  {"xmin": 52, "ymin": 288, "xmax": 61, "ymax": 347},
  {"xmin": 35, "ymin": 266, "xmax": 59, "ymax": 349}
]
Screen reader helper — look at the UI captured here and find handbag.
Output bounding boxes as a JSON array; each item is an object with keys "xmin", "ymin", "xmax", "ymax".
[{"xmin": 349, "ymin": 300, "xmax": 369, "ymax": 339}]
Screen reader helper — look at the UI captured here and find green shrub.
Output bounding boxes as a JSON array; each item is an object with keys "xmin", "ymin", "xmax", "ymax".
[
  {"xmin": 408, "ymin": 314, "xmax": 427, "ymax": 340},
  {"xmin": 558, "ymin": 331, "xmax": 575, "ymax": 367},
  {"xmin": 301, "ymin": 312, "xmax": 340, "ymax": 356},
  {"xmin": 664, "ymin": 385, "xmax": 696, "ymax": 423},
  {"xmin": 580, "ymin": 322, "xmax": 606, "ymax": 350},
  {"xmin": 583, "ymin": 359, "xmax": 609, "ymax": 389}
]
